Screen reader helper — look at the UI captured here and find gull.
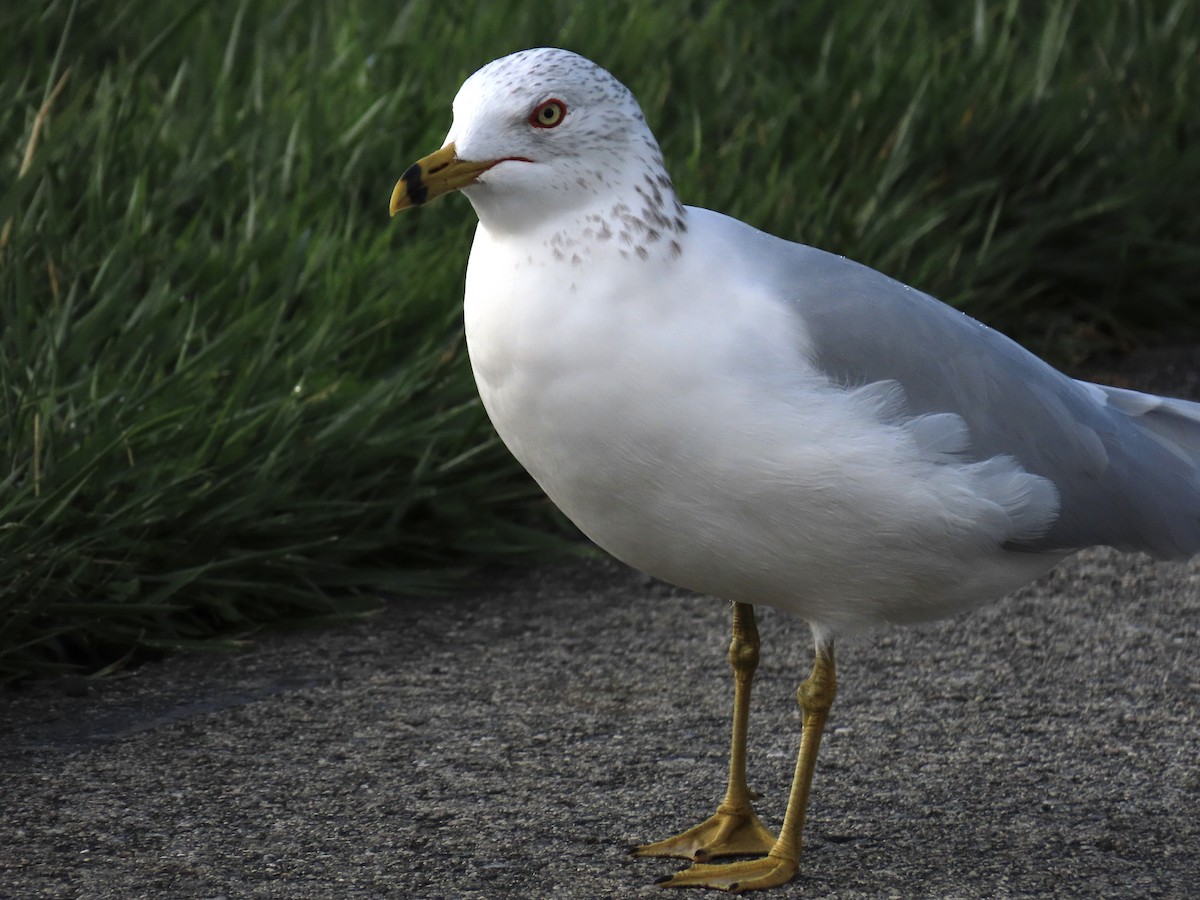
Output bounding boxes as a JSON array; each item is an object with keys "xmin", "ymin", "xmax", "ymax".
[{"xmin": 388, "ymin": 48, "xmax": 1200, "ymax": 892}]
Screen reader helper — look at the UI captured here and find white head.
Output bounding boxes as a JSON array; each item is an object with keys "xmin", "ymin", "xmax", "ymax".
[{"xmin": 390, "ymin": 49, "xmax": 686, "ymax": 244}]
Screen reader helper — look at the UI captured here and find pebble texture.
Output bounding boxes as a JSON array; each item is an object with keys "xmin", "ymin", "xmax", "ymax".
[{"xmin": 2, "ymin": 551, "xmax": 1198, "ymax": 899}]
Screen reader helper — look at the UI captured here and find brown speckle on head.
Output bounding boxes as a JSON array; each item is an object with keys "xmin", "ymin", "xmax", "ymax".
[{"xmin": 454, "ymin": 48, "xmax": 689, "ymax": 262}]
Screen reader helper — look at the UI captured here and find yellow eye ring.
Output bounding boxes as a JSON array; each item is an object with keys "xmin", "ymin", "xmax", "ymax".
[{"xmin": 529, "ymin": 98, "xmax": 567, "ymax": 128}]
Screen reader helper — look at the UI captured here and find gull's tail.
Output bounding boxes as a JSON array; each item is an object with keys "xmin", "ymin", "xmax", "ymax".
[{"xmin": 1084, "ymin": 382, "xmax": 1200, "ymax": 558}]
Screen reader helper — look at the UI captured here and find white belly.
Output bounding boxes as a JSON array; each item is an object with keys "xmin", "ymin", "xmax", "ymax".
[{"xmin": 462, "ymin": 224, "xmax": 1062, "ymax": 634}]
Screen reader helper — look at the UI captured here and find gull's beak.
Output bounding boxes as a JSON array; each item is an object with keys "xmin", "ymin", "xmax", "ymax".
[{"xmin": 389, "ymin": 142, "xmax": 497, "ymax": 216}]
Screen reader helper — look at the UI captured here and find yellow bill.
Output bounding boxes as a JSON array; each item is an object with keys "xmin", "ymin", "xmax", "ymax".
[{"xmin": 388, "ymin": 142, "xmax": 498, "ymax": 215}]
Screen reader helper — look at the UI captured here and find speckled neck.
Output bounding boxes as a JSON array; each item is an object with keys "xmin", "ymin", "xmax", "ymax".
[
  {"xmin": 470, "ymin": 140, "xmax": 689, "ymax": 266},
  {"xmin": 575, "ymin": 143, "xmax": 688, "ymax": 263}
]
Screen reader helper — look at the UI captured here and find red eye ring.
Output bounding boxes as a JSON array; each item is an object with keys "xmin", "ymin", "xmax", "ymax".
[{"xmin": 529, "ymin": 98, "xmax": 567, "ymax": 128}]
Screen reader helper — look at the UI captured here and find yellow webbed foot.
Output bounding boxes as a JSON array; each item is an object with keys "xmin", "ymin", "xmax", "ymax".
[
  {"xmin": 654, "ymin": 852, "xmax": 798, "ymax": 893},
  {"xmin": 631, "ymin": 804, "xmax": 776, "ymax": 862}
]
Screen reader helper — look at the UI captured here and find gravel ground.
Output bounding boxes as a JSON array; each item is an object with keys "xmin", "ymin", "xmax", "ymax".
[{"xmin": 2, "ymin": 349, "xmax": 1199, "ymax": 900}]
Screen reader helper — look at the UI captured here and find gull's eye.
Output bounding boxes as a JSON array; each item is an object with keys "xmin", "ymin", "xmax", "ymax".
[{"xmin": 529, "ymin": 99, "xmax": 567, "ymax": 129}]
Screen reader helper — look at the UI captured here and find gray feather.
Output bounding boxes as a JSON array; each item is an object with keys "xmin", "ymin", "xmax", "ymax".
[{"xmin": 745, "ymin": 230, "xmax": 1200, "ymax": 558}]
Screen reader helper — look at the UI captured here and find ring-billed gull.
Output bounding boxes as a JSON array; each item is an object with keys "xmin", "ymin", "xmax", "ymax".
[{"xmin": 388, "ymin": 48, "xmax": 1200, "ymax": 893}]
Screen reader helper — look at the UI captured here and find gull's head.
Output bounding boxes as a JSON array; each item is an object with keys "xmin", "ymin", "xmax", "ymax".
[{"xmin": 390, "ymin": 48, "xmax": 680, "ymax": 235}]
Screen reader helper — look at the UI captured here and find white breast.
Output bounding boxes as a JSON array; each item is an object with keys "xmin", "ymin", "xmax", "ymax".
[{"xmin": 463, "ymin": 212, "xmax": 1063, "ymax": 634}]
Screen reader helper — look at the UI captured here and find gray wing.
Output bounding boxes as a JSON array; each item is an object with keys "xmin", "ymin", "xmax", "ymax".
[{"xmin": 775, "ymin": 238, "xmax": 1200, "ymax": 559}]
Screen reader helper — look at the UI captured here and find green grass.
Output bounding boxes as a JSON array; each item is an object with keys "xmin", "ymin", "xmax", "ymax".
[{"xmin": 2, "ymin": 0, "xmax": 1198, "ymax": 681}]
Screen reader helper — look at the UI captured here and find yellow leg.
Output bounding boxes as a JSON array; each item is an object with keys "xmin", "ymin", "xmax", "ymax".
[
  {"xmin": 632, "ymin": 603, "xmax": 776, "ymax": 862},
  {"xmin": 657, "ymin": 641, "xmax": 837, "ymax": 893}
]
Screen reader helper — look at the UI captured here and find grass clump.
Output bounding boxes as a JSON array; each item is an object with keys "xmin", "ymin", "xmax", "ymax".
[
  {"xmin": 0, "ymin": 1, "xmax": 560, "ymax": 680},
  {"xmin": 2, "ymin": 0, "xmax": 1199, "ymax": 681}
]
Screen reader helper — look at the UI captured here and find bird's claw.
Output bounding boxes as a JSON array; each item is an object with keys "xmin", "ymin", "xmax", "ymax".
[
  {"xmin": 654, "ymin": 852, "xmax": 798, "ymax": 892},
  {"xmin": 631, "ymin": 805, "xmax": 776, "ymax": 861}
]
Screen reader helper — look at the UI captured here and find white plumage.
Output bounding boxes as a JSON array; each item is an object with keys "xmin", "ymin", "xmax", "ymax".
[{"xmin": 390, "ymin": 47, "xmax": 1200, "ymax": 893}]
